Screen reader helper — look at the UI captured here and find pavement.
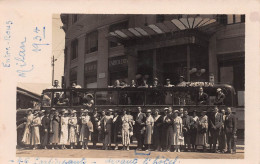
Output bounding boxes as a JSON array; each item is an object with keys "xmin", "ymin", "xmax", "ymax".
[{"xmin": 16, "ymin": 142, "xmax": 244, "ymax": 159}]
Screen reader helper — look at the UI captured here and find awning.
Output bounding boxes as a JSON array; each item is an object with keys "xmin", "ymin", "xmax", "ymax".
[{"xmin": 107, "ymin": 17, "xmax": 223, "ymax": 46}]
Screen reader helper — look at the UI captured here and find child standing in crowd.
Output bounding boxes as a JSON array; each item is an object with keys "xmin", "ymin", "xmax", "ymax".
[
  {"xmin": 60, "ymin": 109, "xmax": 69, "ymax": 149},
  {"xmin": 68, "ymin": 110, "xmax": 78, "ymax": 149}
]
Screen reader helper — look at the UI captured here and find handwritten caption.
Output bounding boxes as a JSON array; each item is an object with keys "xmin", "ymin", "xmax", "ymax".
[{"xmin": 2, "ymin": 21, "xmax": 49, "ymax": 77}]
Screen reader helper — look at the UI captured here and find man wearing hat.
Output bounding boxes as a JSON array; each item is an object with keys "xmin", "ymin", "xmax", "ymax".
[
  {"xmin": 214, "ymin": 88, "xmax": 225, "ymax": 105},
  {"xmin": 144, "ymin": 109, "xmax": 154, "ymax": 151},
  {"xmin": 91, "ymin": 108, "xmax": 100, "ymax": 149},
  {"xmin": 197, "ymin": 87, "xmax": 209, "ymax": 105},
  {"xmin": 135, "ymin": 107, "xmax": 146, "ymax": 151},
  {"xmin": 41, "ymin": 110, "xmax": 51, "ymax": 149},
  {"xmin": 164, "ymin": 78, "xmax": 174, "ymax": 87},
  {"xmin": 163, "ymin": 107, "xmax": 174, "ymax": 152},
  {"xmin": 177, "ymin": 76, "xmax": 186, "ymax": 87},
  {"xmin": 182, "ymin": 109, "xmax": 194, "ymax": 152},
  {"xmin": 209, "ymin": 106, "xmax": 223, "ymax": 153}
]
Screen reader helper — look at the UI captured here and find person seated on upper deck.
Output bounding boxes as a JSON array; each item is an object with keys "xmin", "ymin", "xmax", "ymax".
[
  {"xmin": 82, "ymin": 93, "xmax": 94, "ymax": 108},
  {"xmin": 47, "ymin": 80, "xmax": 61, "ymax": 89},
  {"xmin": 108, "ymin": 80, "xmax": 121, "ymax": 88},
  {"xmin": 214, "ymin": 88, "xmax": 225, "ymax": 105},
  {"xmin": 176, "ymin": 76, "xmax": 187, "ymax": 87},
  {"xmin": 129, "ymin": 80, "xmax": 137, "ymax": 88},
  {"xmin": 138, "ymin": 78, "xmax": 149, "ymax": 88},
  {"xmin": 197, "ymin": 87, "xmax": 209, "ymax": 105},
  {"xmin": 120, "ymin": 81, "xmax": 128, "ymax": 88},
  {"xmin": 164, "ymin": 78, "xmax": 174, "ymax": 87},
  {"xmin": 150, "ymin": 77, "xmax": 162, "ymax": 88}
]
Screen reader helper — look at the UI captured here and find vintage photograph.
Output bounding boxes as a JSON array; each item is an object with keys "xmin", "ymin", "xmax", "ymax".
[{"xmin": 16, "ymin": 14, "xmax": 245, "ymax": 159}]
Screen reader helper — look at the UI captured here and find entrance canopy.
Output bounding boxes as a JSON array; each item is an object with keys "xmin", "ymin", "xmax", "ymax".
[{"xmin": 107, "ymin": 17, "xmax": 223, "ymax": 46}]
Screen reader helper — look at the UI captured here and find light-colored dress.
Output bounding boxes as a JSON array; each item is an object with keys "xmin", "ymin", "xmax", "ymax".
[
  {"xmin": 60, "ymin": 116, "xmax": 69, "ymax": 144},
  {"xmin": 31, "ymin": 116, "xmax": 41, "ymax": 145},
  {"xmin": 121, "ymin": 115, "xmax": 130, "ymax": 146},
  {"xmin": 173, "ymin": 116, "xmax": 184, "ymax": 145},
  {"xmin": 68, "ymin": 116, "xmax": 78, "ymax": 143},
  {"xmin": 79, "ymin": 115, "xmax": 91, "ymax": 142},
  {"xmin": 104, "ymin": 115, "xmax": 113, "ymax": 145},
  {"xmin": 144, "ymin": 115, "xmax": 154, "ymax": 144},
  {"xmin": 22, "ymin": 114, "xmax": 33, "ymax": 145},
  {"xmin": 196, "ymin": 115, "xmax": 208, "ymax": 146}
]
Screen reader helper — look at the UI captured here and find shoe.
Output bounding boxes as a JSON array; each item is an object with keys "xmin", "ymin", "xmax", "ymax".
[
  {"xmin": 177, "ymin": 149, "xmax": 180, "ymax": 152},
  {"xmin": 52, "ymin": 147, "xmax": 54, "ymax": 150},
  {"xmin": 44, "ymin": 146, "xmax": 47, "ymax": 150},
  {"xmin": 86, "ymin": 146, "xmax": 89, "ymax": 150},
  {"xmin": 71, "ymin": 146, "xmax": 73, "ymax": 149},
  {"xmin": 115, "ymin": 146, "xmax": 118, "ymax": 150},
  {"xmin": 33, "ymin": 147, "xmax": 36, "ymax": 150},
  {"xmin": 145, "ymin": 149, "xmax": 149, "ymax": 151},
  {"xmin": 173, "ymin": 150, "xmax": 176, "ymax": 152},
  {"xmin": 225, "ymin": 150, "xmax": 231, "ymax": 154},
  {"xmin": 127, "ymin": 147, "xmax": 129, "ymax": 151},
  {"xmin": 82, "ymin": 147, "xmax": 84, "ymax": 150}
]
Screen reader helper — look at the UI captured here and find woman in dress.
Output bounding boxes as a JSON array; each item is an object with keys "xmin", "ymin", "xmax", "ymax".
[
  {"xmin": 144, "ymin": 109, "xmax": 154, "ymax": 151},
  {"xmin": 22, "ymin": 109, "xmax": 33, "ymax": 146},
  {"xmin": 68, "ymin": 110, "xmax": 78, "ymax": 149},
  {"xmin": 104, "ymin": 109, "xmax": 114, "ymax": 150},
  {"xmin": 152, "ymin": 109, "xmax": 163, "ymax": 151},
  {"xmin": 60, "ymin": 109, "xmax": 69, "ymax": 149},
  {"xmin": 41, "ymin": 110, "xmax": 51, "ymax": 149},
  {"xmin": 121, "ymin": 109, "xmax": 131, "ymax": 150},
  {"xmin": 173, "ymin": 110, "xmax": 184, "ymax": 152},
  {"xmin": 112, "ymin": 109, "xmax": 122, "ymax": 150},
  {"xmin": 190, "ymin": 110, "xmax": 199, "ymax": 151},
  {"xmin": 195, "ymin": 111, "xmax": 208, "ymax": 152},
  {"xmin": 31, "ymin": 111, "xmax": 42, "ymax": 149},
  {"xmin": 79, "ymin": 109, "xmax": 91, "ymax": 149},
  {"xmin": 50, "ymin": 109, "xmax": 60, "ymax": 149}
]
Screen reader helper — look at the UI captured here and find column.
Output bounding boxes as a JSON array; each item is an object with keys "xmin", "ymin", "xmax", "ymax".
[
  {"xmin": 76, "ymin": 35, "xmax": 86, "ymax": 87},
  {"xmin": 126, "ymin": 46, "xmax": 138, "ymax": 81},
  {"xmin": 187, "ymin": 45, "xmax": 190, "ymax": 82},
  {"xmin": 97, "ymin": 26, "xmax": 109, "ymax": 88},
  {"xmin": 152, "ymin": 49, "xmax": 157, "ymax": 78},
  {"xmin": 208, "ymin": 34, "xmax": 218, "ymax": 83}
]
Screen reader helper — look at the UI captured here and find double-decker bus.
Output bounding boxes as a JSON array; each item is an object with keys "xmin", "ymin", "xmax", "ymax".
[{"xmin": 16, "ymin": 83, "xmax": 244, "ymax": 147}]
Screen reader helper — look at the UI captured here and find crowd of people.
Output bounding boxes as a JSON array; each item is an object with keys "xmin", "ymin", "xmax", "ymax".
[{"xmin": 21, "ymin": 105, "xmax": 237, "ymax": 154}]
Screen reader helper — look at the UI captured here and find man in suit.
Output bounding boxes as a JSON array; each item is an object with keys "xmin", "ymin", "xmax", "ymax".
[
  {"xmin": 219, "ymin": 109, "xmax": 227, "ymax": 153},
  {"xmin": 164, "ymin": 107, "xmax": 174, "ymax": 152},
  {"xmin": 209, "ymin": 106, "xmax": 223, "ymax": 153},
  {"xmin": 214, "ymin": 88, "xmax": 225, "ymax": 105},
  {"xmin": 182, "ymin": 110, "xmax": 194, "ymax": 152},
  {"xmin": 224, "ymin": 107, "xmax": 237, "ymax": 154},
  {"xmin": 197, "ymin": 87, "xmax": 208, "ymax": 105},
  {"xmin": 135, "ymin": 106, "xmax": 146, "ymax": 150}
]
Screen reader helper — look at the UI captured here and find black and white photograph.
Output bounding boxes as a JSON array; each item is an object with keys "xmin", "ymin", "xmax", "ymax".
[{"xmin": 14, "ymin": 14, "xmax": 246, "ymax": 160}]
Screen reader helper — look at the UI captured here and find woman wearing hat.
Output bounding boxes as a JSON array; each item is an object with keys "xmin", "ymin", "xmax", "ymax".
[
  {"xmin": 190, "ymin": 110, "xmax": 199, "ymax": 152},
  {"xmin": 173, "ymin": 110, "xmax": 184, "ymax": 152},
  {"xmin": 49, "ymin": 109, "xmax": 60, "ymax": 149},
  {"xmin": 195, "ymin": 111, "xmax": 208, "ymax": 152},
  {"xmin": 121, "ymin": 109, "xmax": 131, "ymax": 151},
  {"xmin": 144, "ymin": 109, "xmax": 154, "ymax": 151},
  {"xmin": 79, "ymin": 109, "xmax": 91, "ymax": 149},
  {"xmin": 68, "ymin": 110, "xmax": 78, "ymax": 149},
  {"xmin": 112, "ymin": 109, "xmax": 122, "ymax": 150},
  {"xmin": 152, "ymin": 109, "xmax": 163, "ymax": 151},
  {"xmin": 60, "ymin": 109, "xmax": 69, "ymax": 149},
  {"xmin": 22, "ymin": 109, "xmax": 33, "ymax": 146},
  {"xmin": 41, "ymin": 110, "xmax": 51, "ymax": 149},
  {"xmin": 31, "ymin": 111, "xmax": 42, "ymax": 149},
  {"xmin": 104, "ymin": 109, "xmax": 114, "ymax": 150}
]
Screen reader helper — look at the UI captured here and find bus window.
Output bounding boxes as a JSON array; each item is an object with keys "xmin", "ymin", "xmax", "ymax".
[
  {"xmin": 42, "ymin": 92, "xmax": 52, "ymax": 107},
  {"xmin": 118, "ymin": 91, "xmax": 145, "ymax": 105},
  {"xmin": 146, "ymin": 89, "xmax": 165, "ymax": 105},
  {"xmin": 96, "ymin": 91, "xmax": 118, "ymax": 105},
  {"xmin": 53, "ymin": 91, "xmax": 70, "ymax": 106}
]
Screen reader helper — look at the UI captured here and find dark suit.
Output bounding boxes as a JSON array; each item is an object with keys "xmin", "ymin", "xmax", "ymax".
[
  {"xmin": 214, "ymin": 93, "xmax": 225, "ymax": 105},
  {"xmin": 112, "ymin": 115, "xmax": 122, "ymax": 143},
  {"xmin": 163, "ymin": 112, "xmax": 174, "ymax": 151},
  {"xmin": 197, "ymin": 92, "xmax": 208, "ymax": 105},
  {"xmin": 135, "ymin": 112, "xmax": 146, "ymax": 149},
  {"xmin": 41, "ymin": 115, "xmax": 50, "ymax": 147},
  {"xmin": 152, "ymin": 115, "xmax": 163, "ymax": 150},
  {"xmin": 209, "ymin": 112, "xmax": 223, "ymax": 151},
  {"xmin": 182, "ymin": 115, "xmax": 194, "ymax": 150},
  {"xmin": 224, "ymin": 113, "xmax": 237, "ymax": 153},
  {"xmin": 91, "ymin": 113, "xmax": 100, "ymax": 146},
  {"xmin": 219, "ymin": 114, "xmax": 226, "ymax": 152}
]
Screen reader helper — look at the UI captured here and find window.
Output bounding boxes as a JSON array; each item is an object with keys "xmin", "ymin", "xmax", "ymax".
[
  {"xmin": 70, "ymin": 67, "xmax": 77, "ymax": 86},
  {"xmin": 109, "ymin": 21, "xmax": 128, "ymax": 47},
  {"xmin": 227, "ymin": 14, "xmax": 245, "ymax": 24},
  {"xmin": 84, "ymin": 61, "xmax": 97, "ymax": 88},
  {"xmin": 216, "ymin": 14, "xmax": 227, "ymax": 24},
  {"xmin": 72, "ymin": 14, "xmax": 78, "ymax": 23},
  {"xmin": 85, "ymin": 31, "xmax": 98, "ymax": 54},
  {"xmin": 71, "ymin": 39, "xmax": 78, "ymax": 60}
]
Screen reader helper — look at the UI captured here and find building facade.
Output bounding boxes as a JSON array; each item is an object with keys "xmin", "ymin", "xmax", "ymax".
[{"xmin": 60, "ymin": 14, "xmax": 245, "ymax": 106}]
